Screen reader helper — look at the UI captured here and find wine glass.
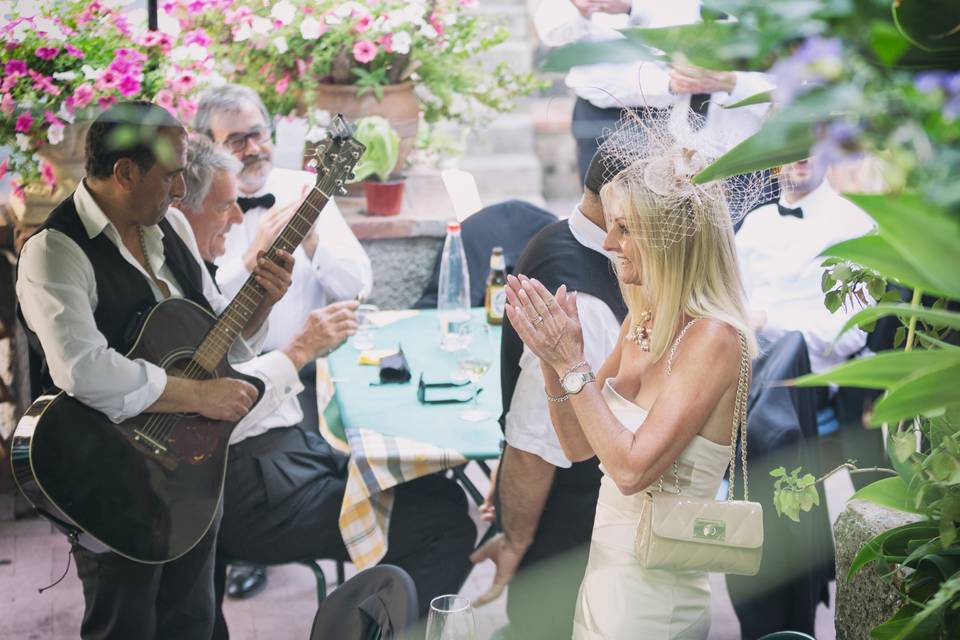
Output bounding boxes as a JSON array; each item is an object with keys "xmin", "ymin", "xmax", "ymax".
[
  {"xmin": 457, "ymin": 321, "xmax": 494, "ymax": 422},
  {"xmin": 350, "ymin": 303, "xmax": 379, "ymax": 350},
  {"xmin": 425, "ymin": 595, "xmax": 477, "ymax": 640}
]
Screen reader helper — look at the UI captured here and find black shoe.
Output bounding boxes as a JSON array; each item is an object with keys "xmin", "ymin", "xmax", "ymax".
[{"xmin": 226, "ymin": 565, "xmax": 268, "ymax": 600}]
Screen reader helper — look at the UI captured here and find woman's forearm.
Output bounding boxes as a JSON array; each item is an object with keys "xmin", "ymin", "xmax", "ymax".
[{"xmin": 541, "ymin": 360, "xmax": 595, "ymax": 461}]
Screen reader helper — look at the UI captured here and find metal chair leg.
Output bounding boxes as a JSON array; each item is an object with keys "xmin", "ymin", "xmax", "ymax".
[
  {"xmin": 298, "ymin": 560, "xmax": 328, "ymax": 608},
  {"xmin": 336, "ymin": 560, "xmax": 345, "ymax": 586}
]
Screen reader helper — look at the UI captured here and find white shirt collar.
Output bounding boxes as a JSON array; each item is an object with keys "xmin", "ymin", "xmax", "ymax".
[
  {"xmin": 568, "ymin": 206, "xmax": 614, "ymax": 260},
  {"xmin": 73, "ymin": 179, "xmax": 166, "ymax": 248},
  {"xmin": 778, "ymin": 180, "xmax": 836, "ymax": 219}
]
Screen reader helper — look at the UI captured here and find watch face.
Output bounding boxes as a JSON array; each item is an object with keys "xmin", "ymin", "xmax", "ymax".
[{"xmin": 562, "ymin": 372, "xmax": 583, "ymax": 394}]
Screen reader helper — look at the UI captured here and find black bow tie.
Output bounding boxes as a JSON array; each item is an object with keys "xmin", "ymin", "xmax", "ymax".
[
  {"xmin": 778, "ymin": 203, "xmax": 804, "ymax": 219},
  {"xmin": 237, "ymin": 193, "xmax": 276, "ymax": 213}
]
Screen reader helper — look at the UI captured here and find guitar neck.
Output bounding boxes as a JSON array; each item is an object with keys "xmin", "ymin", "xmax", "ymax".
[{"xmin": 192, "ymin": 184, "xmax": 334, "ymax": 372}]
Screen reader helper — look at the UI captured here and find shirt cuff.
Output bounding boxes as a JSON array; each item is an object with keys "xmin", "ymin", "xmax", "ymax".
[
  {"xmin": 117, "ymin": 361, "xmax": 167, "ymax": 424},
  {"xmin": 231, "ymin": 318, "xmax": 268, "ymax": 362},
  {"xmin": 249, "ymin": 350, "xmax": 304, "ymax": 399}
]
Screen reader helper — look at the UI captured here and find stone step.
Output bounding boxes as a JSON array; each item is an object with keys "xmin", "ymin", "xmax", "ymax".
[
  {"xmin": 465, "ymin": 112, "xmax": 537, "ymax": 155},
  {"xmin": 458, "ymin": 153, "xmax": 543, "ymax": 203}
]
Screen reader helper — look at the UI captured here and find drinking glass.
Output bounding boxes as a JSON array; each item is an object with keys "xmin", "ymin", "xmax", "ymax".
[
  {"xmin": 350, "ymin": 303, "xmax": 379, "ymax": 350},
  {"xmin": 425, "ymin": 595, "xmax": 477, "ymax": 640},
  {"xmin": 457, "ymin": 322, "xmax": 494, "ymax": 422}
]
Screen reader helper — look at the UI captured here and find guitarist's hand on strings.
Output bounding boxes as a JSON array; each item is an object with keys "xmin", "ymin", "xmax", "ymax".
[{"xmin": 196, "ymin": 378, "xmax": 259, "ymax": 422}]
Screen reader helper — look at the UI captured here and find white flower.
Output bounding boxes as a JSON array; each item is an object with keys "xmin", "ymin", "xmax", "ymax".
[
  {"xmin": 11, "ymin": 20, "xmax": 32, "ymax": 41},
  {"xmin": 47, "ymin": 123, "xmax": 65, "ymax": 145},
  {"xmin": 16, "ymin": 134, "xmax": 30, "ymax": 151},
  {"xmin": 35, "ymin": 17, "xmax": 65, "ymax": 40},
  {"xmin": 14, "ymin": 0, "xmax": 36, "ymax": 16},
  {"xmin": 81, "ymin": 65, "xmax": 102, "ymax": 81},
  {"xmin": 419, "ymin": 23, "xmax": 437, "ymax": 39},
  {"xmin": 186, "ymin": 43, "xmax": 208, "ymax": 61},
  {"xmin": 57, "ymin": 104, "xmax": 75, "ymax": 124},
  {"xmin": 270, "ymin": 0, "xmax": 296, "ymax": 26},
  {"xmin": 234, "ymin": 24, "xmax": 252, "ymax": 42},
  {"xmin": 221, "ymin": 59, "xmax": 237, "ymax": 75},
  {"xmin": 53, "ymin": 71, "xmax": 78, "ymax": 81},
  {"xmin": 171, "ymin": 45, "xmax": 191, "ymax": 63},
  {"xmin": 252, "ymin": 16, "xmax": 272, "ymax": 34},
  {"xmin": 300, "ymin": 17, "xmax": 322, "ymax": 40},
  {"xmin": 272, "ymin": 36, "xmax": 288, "ymax": 54},
  {"xmin": 392, "ymin": 31, "xmax": 412, "ymax": 55}
]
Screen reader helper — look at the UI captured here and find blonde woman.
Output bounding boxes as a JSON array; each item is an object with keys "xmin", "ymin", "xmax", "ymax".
[{"xmin": 504, "ymin": 122, "xmax": 761, "ymax": 639}]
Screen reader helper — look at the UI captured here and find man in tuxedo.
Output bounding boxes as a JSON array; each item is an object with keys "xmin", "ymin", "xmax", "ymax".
[
  {"xmin": 16, "ymin": 102, "xmax": 293, "ymax": 639},
  {"xmin": 469, "ymin": 151, "xmax": 627, "ymax": 639},
  {"xmin": 178, "ymin": 136, "xmax": 477, "ymax": 637},
  {"xmin": 193, "ymin": 83, "xmax": 373, "ymax": 596}
]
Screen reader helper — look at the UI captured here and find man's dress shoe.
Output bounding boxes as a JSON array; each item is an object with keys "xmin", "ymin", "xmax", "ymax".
[{"xmin": 226, "ymin": 564, "xmax": 268, "ymax": 600}]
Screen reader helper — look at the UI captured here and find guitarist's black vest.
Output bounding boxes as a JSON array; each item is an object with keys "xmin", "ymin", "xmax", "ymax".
[
  {"xmin": 17, "ymin": 194, "xmax": 213, "ymax": 391},
  {"xmin": 498, "ymin": 219, "xmax": 627, "ymax": 634}
]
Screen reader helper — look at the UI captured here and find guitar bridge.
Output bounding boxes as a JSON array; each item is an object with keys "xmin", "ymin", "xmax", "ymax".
[{"xmin": 131, "ymin": 429, "xmax": 178, "ymax": 471}]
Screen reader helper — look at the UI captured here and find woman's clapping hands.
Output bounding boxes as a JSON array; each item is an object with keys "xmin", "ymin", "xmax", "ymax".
[{"xmin": 504, "ymin": 274, "xmax": 585, "ymax": 374}]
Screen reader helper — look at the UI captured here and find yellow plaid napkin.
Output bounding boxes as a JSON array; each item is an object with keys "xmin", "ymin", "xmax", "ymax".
[{"xmin": 338, "ymin": 427, "xmax": 467, "ymax": 569}]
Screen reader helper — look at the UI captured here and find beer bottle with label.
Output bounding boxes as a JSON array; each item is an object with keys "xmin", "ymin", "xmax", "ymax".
[{"xmin": 485, "ymin": 246, "xmax": 507, "ymax": 325}]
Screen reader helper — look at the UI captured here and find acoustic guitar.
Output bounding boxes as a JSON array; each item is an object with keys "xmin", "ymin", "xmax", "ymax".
[{"xmin": 10, "ymin": 116, "xmax": 364, "ymax": 564}]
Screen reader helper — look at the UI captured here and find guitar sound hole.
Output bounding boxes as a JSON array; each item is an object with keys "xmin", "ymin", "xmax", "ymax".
[{"xmin": 157, "ymin": 355, "xmax": 219, "ymax": 465}]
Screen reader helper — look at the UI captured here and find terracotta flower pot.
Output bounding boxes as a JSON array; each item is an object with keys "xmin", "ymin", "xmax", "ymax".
[
  {"xmin": 311, "ymin": 82, "xmax": 418, "ymax": 174},
  {"xmin": 363, "ymin": 177, "xmax": 406, "ymax": 216}
]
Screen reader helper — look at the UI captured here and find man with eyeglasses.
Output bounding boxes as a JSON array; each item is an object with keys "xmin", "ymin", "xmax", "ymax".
[{"xmin": 194, "ymin": 83, "xmax": 373, "ymax": 599}]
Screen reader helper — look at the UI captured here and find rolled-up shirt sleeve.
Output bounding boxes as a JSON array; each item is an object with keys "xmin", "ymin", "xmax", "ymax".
[{"xmin": 16, "ymin": 230, "xmax": 167, "ymax": 423}]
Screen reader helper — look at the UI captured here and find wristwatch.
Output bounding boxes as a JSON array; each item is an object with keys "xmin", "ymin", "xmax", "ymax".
[{"xmin": 560, "ymin": 369, "xmax": 596, "ymax": 395}]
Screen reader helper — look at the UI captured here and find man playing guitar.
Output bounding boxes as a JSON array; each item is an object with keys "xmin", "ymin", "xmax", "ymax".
[{"xmin": 15, "ymin": 102, "xmax": 293, "ymax": 639}]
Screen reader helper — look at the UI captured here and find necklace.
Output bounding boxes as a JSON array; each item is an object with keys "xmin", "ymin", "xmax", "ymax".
[
  {"xmin": 630, "ymin": 310, "xmax": 652, "ymax": 352},
  {"xmin": 138, "ymin": 225, "xmax": 170, "ymax": 299}
]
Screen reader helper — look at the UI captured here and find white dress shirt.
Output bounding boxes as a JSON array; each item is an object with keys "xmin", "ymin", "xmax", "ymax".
[
  {"xmin": 504, "ymin": 208, "xmax": 622, "ymax": 468},
  {"xmin": 16, "ymin": 181, "xmax": 265, "ymax": 423},
  {"xmin": 229, "ymin": 349, "xmax": 304, "ymax": 445},
  {"xmin": 736, "ymin": 181, "xmax": 876, "ymax": 373},
  {"xmin": 533, "ymin": 0, "xmax": 771, "ymax": 147},
  {"xmin": 215, "ymin": 167, "xmax": 373, "ymax": 352}
]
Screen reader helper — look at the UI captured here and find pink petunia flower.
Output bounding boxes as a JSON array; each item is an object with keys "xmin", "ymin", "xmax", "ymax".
[
  {"xmin": 35, "ymin": 47, "xmax": 60, "ymax": 60},
  {"xmin": 0, "ymin": 158, "xmax": 7, "ymax": 181},
  {"xmin": 72, "ymin": 83, "xmax": 95, "ymax": 109},
  {"xmin": 1, "ymin": 76, "xmax": 18, "ymax": 93},
  {"xmin": 109, "ymin": 57, "xmax": 134, "ymax": 75},
  {"xmin": 44, "ymin": 110, "xmax": 62, "ymax": 125},
  {"xmin": 40, "ymin": 160, "xmax": 57, "ymax": 192},
  {"xmin": 355, "ymin": 15, "xmax": 372, "ymax": 33},
  {"xmin": 11, "ymin": 180, "xmax": 25, "ymax": 202},
  {"xmin": 275, "ymin": 74, "xmax": 290, "ymax": 95},
  {"xmin": 155, "ymin": 89, "xmax": 175, "ymax": 110},
  {"xmin": 182, "ymin": 28, "xmax": 212, "ymax": 48},
  {"xmin": 352, "ymin": 40, "xmax": 377, "ymax": 64},
  {"xmin": 97, "ymin": 69, "xmax": 121, "ymax": 90},
  {"xmin": 65, "ymin": 44, "xmax": 85, "ymax": 58},
  {"xmin": 1, "ymin": 93, "xmax": 14, "ymax": 115},
  {"xmin": 187, "ymin": 0, "xmax": 207, "ymax": 14},
  {"xmin": 15, "ymin": 112, "xmax": 33, "ymax": 133},
  {"xmin": 5, "ymin": 60, "xmax": 27, "ymax": 76},
  {"xmin": 117, "ymin": 75, "xmax": 142, "ymax": 97},
  {"xmin": 171, "ymin": 72, "xmax": 196, "ymax": 94},
  {"xmin": 378, "ymin": 34, "xmax": 393, "ymax": 53},
  {"xmin": 177, "ymin": 97, "xmax": 198, "ymax": 123},
  {"xmin": 98, "ymin": 95, "xmax": 117, "ymax": 110}
]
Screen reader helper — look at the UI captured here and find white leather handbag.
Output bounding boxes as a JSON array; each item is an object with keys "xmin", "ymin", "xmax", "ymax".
[{"xmin": 634, "ymin": 328, "xmax": 763, "ymax": 576}]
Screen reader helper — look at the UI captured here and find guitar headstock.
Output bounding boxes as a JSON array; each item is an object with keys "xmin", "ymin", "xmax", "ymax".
[{"xmin": 307, "ymin": 115, "xmax": 367, "ymax": 196}]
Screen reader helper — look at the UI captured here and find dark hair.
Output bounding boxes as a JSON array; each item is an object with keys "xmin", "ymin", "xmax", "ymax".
[{"xmin": 85, "ymin": 101, "xmax": 186, "ymax": 180}]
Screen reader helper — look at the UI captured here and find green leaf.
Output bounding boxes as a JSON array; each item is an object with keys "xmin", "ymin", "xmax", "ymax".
[
  {"xmin": 542, "ymin": 39, "xmax": 658, "ymax": 72},
  {"xmin": 822, "ymin": 236, "xmax": 944, "ymax": 297},
  {"xmin": 890, "ymin": 432, "xmax": 918, "ymax": 465},
  {"xmin": 844, "ymin": 194, "xmax": 960, "ymax": 300},
  {"xmin": 769, "ymin": 467, "xmax": 786, "ymax": 478},
  {"xmin": 790, "ymin": 350, "xmax": 960, "ymax": 391},
  {"xmin": 852, "ymin": 477, "xmax": 923, "ymax": 514},
  {"xmin": 848, "ymin": 522, "xmax": 939, "ymax": 580},
  {"xmin": 869, "ymin": 21, "xmax": 912, "ymax": 65},
  {"xmin": 824, "ymin": 290, "xmax": 843, "ymax": 313},
  {"xmin": 871, "ymin": 363, "xmax": 960, "ymax": 426},
  {"xmin": 620, "ymin": 22, "xmax": 757, "ymax": 71},
  {"xmin": 722, "ymin": 90, "xmax": 773, "ymax": 109},
  {"xmin": 822, "ymin": 270, "xmax": 838, "ymax": 294},
  {"xmin": 838, "ymin": 304, "xmax": 960, "ymax": 339}
]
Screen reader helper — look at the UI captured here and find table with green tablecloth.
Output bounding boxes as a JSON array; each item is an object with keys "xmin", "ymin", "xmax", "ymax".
[{"xmin": 317, "ymin": 309, "xmax": 503, "ymax": 569}]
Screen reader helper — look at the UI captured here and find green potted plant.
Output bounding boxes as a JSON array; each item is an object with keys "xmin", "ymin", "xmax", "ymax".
[{"xmin": 350, "ymin": 116, "xmax": 404, "ymax": 217}]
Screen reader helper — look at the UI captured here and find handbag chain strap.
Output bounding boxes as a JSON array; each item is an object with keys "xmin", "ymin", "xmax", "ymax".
[
  {"xmin": 727, "ymin": 330, "xmax": 750, "ymax": 501},
  {"xmin": 656, "ymin": 321, "xmax": 751, "ymax": 500}
]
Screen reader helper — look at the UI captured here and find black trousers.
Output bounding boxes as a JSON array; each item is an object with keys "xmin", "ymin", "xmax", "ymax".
[
  {"xmin": 212, "ymin": 426, "xmax": 476, "ymax": 639},
  {"xmin": 72, "ymin": 511, "xmax": 220, "ymax": 640}
]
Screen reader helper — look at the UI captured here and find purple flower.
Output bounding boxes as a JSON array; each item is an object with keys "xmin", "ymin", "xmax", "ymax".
[
  {"xmin": 5, "ymin": 59, "xmax": 27, "ymax": 75},
  {"xmin": 945, "ymin": 95, "xmax": 960, "ymax": 121},
  {"xmin": 65, "ymin": 44, "xmax": 85, "ymax": 59},
  {"xmin": 35, "ymin": 47, "xmax": 60, "ymax": 60},
  {"xmin": 810, "ymin": 120, "xmax": 863, "ymax": 174},
  {"xmin": 914, "ymin": 71, "xmax": 947, "ymax": 93},
  {"xmin": 771, "ymin": 37, "xmax": 843, "ymax": 105},
  {"xmin": 117, "ymin": 75, "xmax": 142, "ymax": 97}
]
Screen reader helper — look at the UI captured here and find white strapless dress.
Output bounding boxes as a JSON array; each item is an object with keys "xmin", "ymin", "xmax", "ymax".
[{"xmin": 571, "ymin": 380, "xmax": 732, "ymax": 640}]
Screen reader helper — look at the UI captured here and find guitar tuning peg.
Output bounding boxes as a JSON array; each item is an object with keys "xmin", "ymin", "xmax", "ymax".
[
  {"xmin": 352, "ymin": 151, "xmax": 360, "ymax": 159},
  {"xmin": 306, "ymin": 159, "xmax": 318, "ymax": 169},
  {"xmin": 338, "ymin": 186, "xmax": 349, "ymax": 196}
]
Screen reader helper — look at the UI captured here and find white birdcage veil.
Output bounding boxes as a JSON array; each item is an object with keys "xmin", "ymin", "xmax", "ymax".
[{"xmin": 596, "ymin": 106, "xmax": 777, "ymax": 250}]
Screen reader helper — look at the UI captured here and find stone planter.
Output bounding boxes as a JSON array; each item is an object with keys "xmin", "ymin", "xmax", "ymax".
[
  {"xmin": 834, "ymin": 499, "xmax": 921, "ymax": 639},
  {"xmin": 9, "ymin": 120, "xmax": 92, "ymax": 226},
  {"xmin": 311, "ymin": 82, "xmax": 419, "ymax": 176}
]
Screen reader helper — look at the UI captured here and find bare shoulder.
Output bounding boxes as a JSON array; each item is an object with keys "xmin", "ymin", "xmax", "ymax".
[{"xmin": 673, "ymin": 319, "xmax": 742, "ymax": 375}]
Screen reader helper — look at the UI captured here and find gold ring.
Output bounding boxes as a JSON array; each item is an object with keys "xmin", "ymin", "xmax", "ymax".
[{"xmin": 533, "ymin": 315, "xmax": 545, "ymax": 327}]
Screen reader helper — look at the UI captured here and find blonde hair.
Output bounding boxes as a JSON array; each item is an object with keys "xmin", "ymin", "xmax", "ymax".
[{"xmin": 600, "ymin": 164, "xmax": 759, "ymax": 362}]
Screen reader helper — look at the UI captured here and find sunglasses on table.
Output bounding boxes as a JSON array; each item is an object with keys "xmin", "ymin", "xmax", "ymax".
[{"xmin": 416, "ymin": 373, "xmax": 478, "ymax": 405}]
